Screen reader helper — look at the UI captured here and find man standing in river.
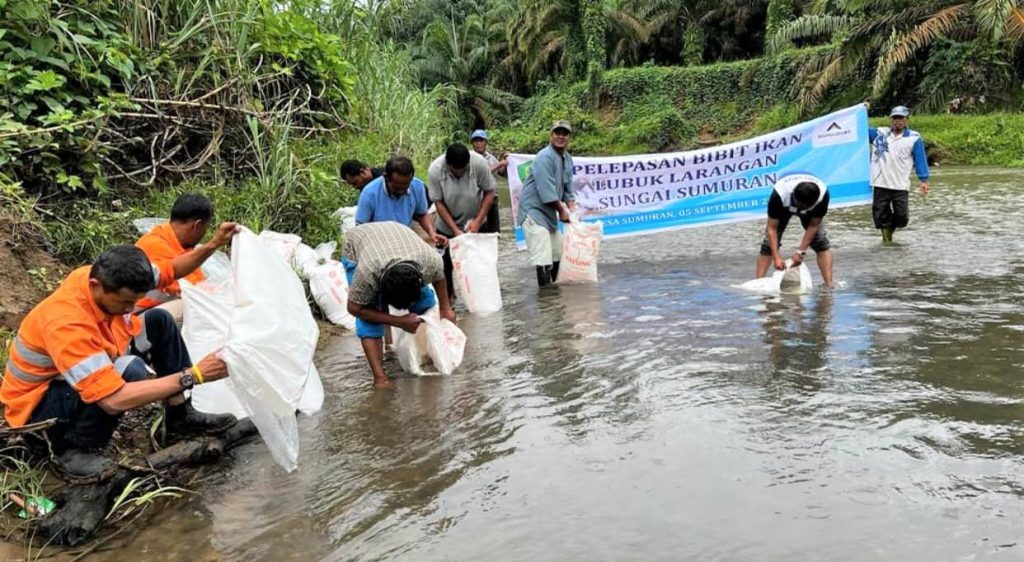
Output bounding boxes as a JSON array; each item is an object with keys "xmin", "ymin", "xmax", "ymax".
[
  {"xmin": 471, "ymin": 129, "xmax": 507, "ymax": 233},
  {"xmin": 428, "ymin": 142, "xmax": 496, "ymax": 300},
  {"xmin": 868, "ymin": 105, "xmax": 930, "ymax": 243},
  {"xmin": 756, "ymin": 175, "xmax": 834, "ymax": 288},
  {"xmin": 517, "ymin": 121, "xmax": 576, "ymax": 287}
]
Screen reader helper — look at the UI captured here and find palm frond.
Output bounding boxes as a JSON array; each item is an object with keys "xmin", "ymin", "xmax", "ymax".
[
  {"xmin": 768, "ymin": 14, "xmax": 858, "ymax": 54},
  {"xmin": 872, "ymin": 4, "xmax": 971, "ymax": 95}
]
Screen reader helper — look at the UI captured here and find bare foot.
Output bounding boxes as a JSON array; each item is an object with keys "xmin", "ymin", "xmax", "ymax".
[{"xmin": 372, "ymin": 379, "xmax": 395, "ymax": 390}]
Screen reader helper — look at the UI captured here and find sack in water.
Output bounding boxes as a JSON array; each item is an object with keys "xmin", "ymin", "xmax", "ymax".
[
  {"xmin": 557, "ymin": 219, "xmax": 603, "ymax": 284},
  {"xmin": 450, "ymin": 233, "xmax": 502, "ymax": 314},
  {"xmin": 735, "ymin": 260, "xmax": 814, "ymax": 295},
  {"xmin": 389, "ymin": 305, "xmax": 466, "ymax": 376}
]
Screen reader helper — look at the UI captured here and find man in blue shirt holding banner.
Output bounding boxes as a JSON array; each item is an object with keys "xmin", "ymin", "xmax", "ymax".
[{"xmin": 517, "ymin": 120, "xmax": 576, "ymax": 287}]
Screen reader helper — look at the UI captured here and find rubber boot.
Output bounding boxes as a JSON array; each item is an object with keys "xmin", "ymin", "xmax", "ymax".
[
  {"xmin": 881, "ymin": 227, "xmax": 894, "ymax": 243},
  {"xmin": 166, "ymin": 399, "xmax": 237, "ymax": 439},
  {"xmin": 52, "ymin": 449, "xmax": 118, "ymax": 484},
  {"xmin": 550, "ymin": 261, "xmax": 560, "ymax": 283},
  {"xmin": 535, "ymin": 265, "xmax": 551, "ymax": 287}
]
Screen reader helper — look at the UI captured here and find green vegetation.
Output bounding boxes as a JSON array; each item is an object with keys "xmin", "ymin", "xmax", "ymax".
[{"xmin": 0, "ymin": 0, "xmax": 1022, "ymax": 265}]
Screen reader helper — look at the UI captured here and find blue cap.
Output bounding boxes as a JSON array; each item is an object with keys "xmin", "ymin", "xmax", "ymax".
[
  {"xmin": 470, "ymin": 129, "xmax": 488, "ymax": 140},
  {"xmin": 890, "ymin": 105, "xmax": 910, "ymax": 117}
]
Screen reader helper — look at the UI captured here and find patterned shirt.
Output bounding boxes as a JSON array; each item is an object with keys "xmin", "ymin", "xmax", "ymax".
[{"xmin": 342, "ymin": 222, "xmax": 444, "ymax": 305}]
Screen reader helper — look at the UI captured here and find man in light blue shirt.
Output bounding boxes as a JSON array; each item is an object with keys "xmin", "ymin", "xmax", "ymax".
[
  {"xmin": 868, "ymin": 105, "xmax": 930, "ymax": 243},
  {"xmin": 355, "ymin": 155, "xmax": 446, "ymax": 247},
  {"xmin": 516, "ymin": 120, "xmax": 576, "ymax": 287}
]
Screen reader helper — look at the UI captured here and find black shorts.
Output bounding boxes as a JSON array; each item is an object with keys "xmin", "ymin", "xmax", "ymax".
[{"xmin": 759, "ymin": 214, "xmax": 830, "ymax": 256}]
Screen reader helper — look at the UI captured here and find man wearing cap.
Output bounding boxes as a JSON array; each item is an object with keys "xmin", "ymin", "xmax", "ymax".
[
  {"xmin": 755, "ymin": 175, "xmax": 834, "ymax": 288},
  {"xmin": 471, "ymin": 129, "xmax": 507, "ymax": 233},
  {"xmin": 516, "ymin": 121, "xmax": 576, "ymax": 287},
  {"xmin": 868, "ymin": 105, "xmax": 930, "ymax": 243},
  {"xmin": 428, "ymin": 143, "xmax": 497, "ymax": 300}
]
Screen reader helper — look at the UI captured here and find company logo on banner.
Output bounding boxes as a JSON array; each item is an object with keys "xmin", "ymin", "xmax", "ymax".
[{"xmin": 508, "ymin": 104, "xmax": 871, "ymax": 248}]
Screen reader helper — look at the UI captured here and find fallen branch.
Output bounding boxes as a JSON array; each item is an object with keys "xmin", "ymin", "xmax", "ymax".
[{"xmin": 36, "ymin": 419, "xmax": 257, "ymax": 547}]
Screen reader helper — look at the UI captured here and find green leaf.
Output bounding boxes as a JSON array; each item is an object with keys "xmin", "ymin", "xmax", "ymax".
[
  {"xmin": 25, "ymin": 70, "xmax": 66, "ymax": 92},
  {"xmin": 30, "ymin": 36, "xmax": 54, "ymax": 57}
]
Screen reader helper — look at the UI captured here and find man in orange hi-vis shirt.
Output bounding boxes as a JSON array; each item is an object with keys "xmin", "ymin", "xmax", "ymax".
[
  {"xmin": 1, "ymin": 222, "xmax": 237, "ymax": 482},
  {"xmin": 135, "ymin": 193, "xmax": 216, "ymax": 321}
]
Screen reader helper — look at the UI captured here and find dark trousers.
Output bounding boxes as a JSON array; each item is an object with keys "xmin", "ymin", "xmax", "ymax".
[
  {"xmin": 872, "ymin": 187, "xmax": 909, "ymax": 229},
  {"xmin": 481, "ymin": 199, "xmax": 500, "ymax": 234},
  {"xmin": 27, "ymin": 309, "xmax": 191, "ymax": 453},
  {"xmin": 442, "ymin": 246, "xmax": 456, "ymax": 300},
  {"xmin": 760, "ymin": 214, "xmax": 831, "ymax": 256}
]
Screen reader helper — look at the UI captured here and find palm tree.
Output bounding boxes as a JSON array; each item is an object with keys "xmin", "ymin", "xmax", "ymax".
[
  {"xmin": 770, "ymin": 0, "xmax": 1024, "ymax": 111},
  {"xmin": 413, "ymin": 12, "xmax": 522, "ymax": 127}
]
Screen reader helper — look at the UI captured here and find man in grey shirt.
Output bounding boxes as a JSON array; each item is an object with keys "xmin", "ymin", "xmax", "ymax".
[
  {"xmin": 427, "ymin": 143, "xmax": 496, "ymax": 300},
  {"xmin": 517, "ymin": 120, "xmax": 576, "ymax": 287},
  {"xmin": 342, "ymin": 222, "xmax": 456, "ymax": 388}
]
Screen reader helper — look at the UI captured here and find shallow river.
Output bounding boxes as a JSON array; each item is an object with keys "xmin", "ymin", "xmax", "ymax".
[{"xmin": 107, "ymin": 167, "xmax": 1024, "ymax": 561}]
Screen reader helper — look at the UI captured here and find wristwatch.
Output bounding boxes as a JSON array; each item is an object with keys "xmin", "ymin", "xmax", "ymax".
[{"xmin": 178, "ymin": 370, "xmax": 196, "ymax": 390}]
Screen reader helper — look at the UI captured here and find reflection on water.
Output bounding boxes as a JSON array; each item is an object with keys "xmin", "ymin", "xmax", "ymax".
[{"xmin": 101, "ymin": 168, "xmax": 1024, "ymax": 561}]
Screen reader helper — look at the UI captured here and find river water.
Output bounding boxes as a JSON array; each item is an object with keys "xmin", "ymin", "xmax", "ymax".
[{"xmin": 103, "ymin": 167, "xmax": 1024, "ymax": 561}]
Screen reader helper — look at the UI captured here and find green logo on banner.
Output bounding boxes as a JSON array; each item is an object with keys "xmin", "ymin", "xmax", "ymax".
[{"xmin": 517, "ymin": 161, "xmax": 533, "ymax": 182}]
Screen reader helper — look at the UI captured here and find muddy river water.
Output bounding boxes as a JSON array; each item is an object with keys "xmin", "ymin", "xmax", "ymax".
[{"xmin": 100, "ymin": 167, "xmax": 1024, "ymax": 561}]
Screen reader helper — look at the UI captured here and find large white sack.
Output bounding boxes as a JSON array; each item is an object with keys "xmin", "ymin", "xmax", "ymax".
[
  {"xmin": 332, "ymin": 206, "xmax": 358, "ymax": 237},
  {"xmin": 734, "ymin": 260, "xmax": 814, "ymax": 295},
  {"xmin": 258, "ymin": 230, "xmax": 302, "ymax": 267},
  {"xmin": 181, "ymin": 229, "xmax": 320, "ymax": 471},
  {"xmin": 389, "ymin": 306, "xmax": 466, "ymax": 376},
  {"xmin": 308, "ymin": 261, "xmax": 356, "ymax": 330},
  {"xmin": 557, "ymin": 220, "xmax": 603, "ymax": 284},
  {"xmin": 182, "ymin": 274, "xmax": 324, "ymax": 419},
  {"xmin": 449, "ymin": 233, "xmax": 502, "ymax": 314}
]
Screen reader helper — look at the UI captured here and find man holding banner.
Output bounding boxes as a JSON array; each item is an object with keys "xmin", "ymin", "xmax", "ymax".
[
  {"xmin": 516, "ymin": 121, "xmax": 576, "ymax": 287},
  {"xmin": 756, "ymin": 175, "xmax": 834, "ymax": 288}
]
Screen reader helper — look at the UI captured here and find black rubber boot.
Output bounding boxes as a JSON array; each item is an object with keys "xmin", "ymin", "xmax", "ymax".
[
  {"xmin": 166, "ymin": 399, "xmax": 237, "ymax": 439},
  {"xmin": 550, "ymin": 261, "xmax": 560, "ymax": 283},
  {"xmin": 535, "ymin": 265, "xmax": 551, "ymax": 287},
  {"xmin": 52, "ymin": 449, "xmax": 118, "ymax": 484}
]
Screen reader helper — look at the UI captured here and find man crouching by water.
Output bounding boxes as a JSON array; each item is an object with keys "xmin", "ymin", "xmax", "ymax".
[
  {"xmin": 755, "ymin": 175, "xmax": 834, "ymax": 288},
  {"xmin": 342, "ymin": 222, "xmax": 456, "ymax": 388}
]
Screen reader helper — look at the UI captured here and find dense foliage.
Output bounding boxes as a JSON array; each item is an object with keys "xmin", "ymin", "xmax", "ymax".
[{"xmin": 1, "ymin": 0, "xmax": 1022, "ymax": 264}]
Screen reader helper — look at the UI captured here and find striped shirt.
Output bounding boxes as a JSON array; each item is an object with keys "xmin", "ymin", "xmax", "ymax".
[{"xmin": 342, "ymin": 222, "xmax": 444, "ymax": 305}]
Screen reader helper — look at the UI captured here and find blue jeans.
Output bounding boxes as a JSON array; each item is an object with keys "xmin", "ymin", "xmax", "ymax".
[{"xmin": 342, "ymin": 258, "xmax": 437, "ymax": 339}]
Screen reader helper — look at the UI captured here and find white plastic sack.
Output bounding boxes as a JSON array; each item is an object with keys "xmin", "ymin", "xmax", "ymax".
[
  {"xmin": 308, "ymin": 261, "xmax": 356, "ymax": 330},
  {"xmin": 557, "ymin": 220, "xmax": 603, "ymax": 284},
  {"xmin": 199, "ymin": 250, "xmax": 232, "ymax": 284},
  {"xmin": 332, "ymin": 206, "xmax": 358, "ymax": 237},
  {"xmin": 390, "ymin": 306, "xmax": 466, "ymax": 376},
  {"xmin": 181, "ymin": 228, "xmax": 321, "ymax": 472},
  {"xmin": 734, "ymin": 260, "xmax": 814, "ymax": 295},
  {"xmin": 314, "ymin": 241, "xmax": 337, "ymax": 261},
  {"xmin": 292, "ymin": 243, "xmax": 321, "ymax": 279},
  {"xmin": 132, "ymin": 217, "xmax": 164, "ymax": 235},
  {"xmin": 258, "ymin": 230, "xmax": 302, "ymax": 267},
  {"xmin": 449, "ymin": 233, "xmax": 502, "ymax": 314}
]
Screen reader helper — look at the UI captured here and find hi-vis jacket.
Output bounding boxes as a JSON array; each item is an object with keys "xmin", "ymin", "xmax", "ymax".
[
  {"xmin": 1, "ymin": 264, "xmax": 175, "ymax": 427},
  {"xmin": 869, "ymin": 127, "xmax": 930, "ymax": 191},
  {"xmin": 134, "ymin": 223, "xmax": 204, "ymax": 311}
]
